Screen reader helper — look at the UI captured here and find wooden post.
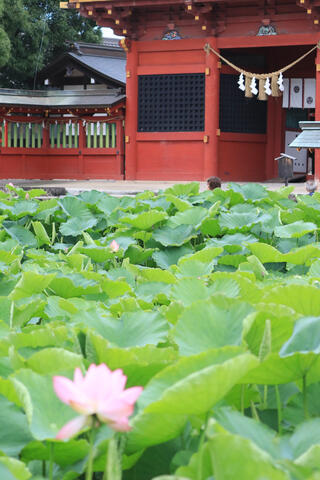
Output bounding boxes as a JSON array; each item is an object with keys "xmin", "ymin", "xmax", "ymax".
[
  {"xmin": 315, "ymin": 47, "xmax": 320, "ymax": 180},
  {"xmin": 124, "ymin": 41, "xmax": 138, "ymax": 180},
  {"xmin": 42, "ymin": 121, "xmax": 50, "ymax": 148},
  {"xmin": 116, "ymin": 118, "xmax": 125, "ymax": 177},
  {"xmin": 78, "ymin": 120, "xmax": 85, "ymax": 175},
  {"xmin": 204, "ymin": 37, "xmax": 220, "ymax": 179}
]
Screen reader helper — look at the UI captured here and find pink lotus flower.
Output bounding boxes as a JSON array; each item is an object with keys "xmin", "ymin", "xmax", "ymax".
[
  {"xmin": 53, "ymin": 364, "xmax": 143, "ymax": 440},
  {"xmin": 25, "ymin": 192, "xmax": 30, "ymax": 200},
  {"xmin": 110, "ymin": 240, "xmax": 120, "ymax": 252}
]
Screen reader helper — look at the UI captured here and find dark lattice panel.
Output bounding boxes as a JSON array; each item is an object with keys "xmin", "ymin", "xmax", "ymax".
[
  {"xmin": 138, "ymin": 73, "xmax": 205, "ymax": 132},
  {"xmin": 219, "ymin": 74, "xmax": 267, "ymax": 134}
]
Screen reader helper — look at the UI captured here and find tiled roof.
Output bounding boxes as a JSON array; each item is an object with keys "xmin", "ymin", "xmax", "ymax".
[
  {"xmin": 68, "ymin": 52, "xmax": 126, "ymax": 85},
  {"xmin": 0, "ymin": 88, "xmax": 125, "ymax": 108},
  {"xmin": 289, "ymin": 122, "xmax": 320, "ymax": 149}
]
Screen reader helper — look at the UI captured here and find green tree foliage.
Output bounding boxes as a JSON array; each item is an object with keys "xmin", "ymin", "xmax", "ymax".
[
  {"xmin": 0, "ymin": 0, "xmax": 10, "ymax": 68},
  {"xmin": 0, "ymin": 0, "xmax": 101, "ymax": 88}
]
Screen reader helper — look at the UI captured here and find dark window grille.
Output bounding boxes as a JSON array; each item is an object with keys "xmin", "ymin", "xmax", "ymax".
[
  {"xmin": 138, "ymin": 73, "xmax": 205, "ymax": 132},
  {"xmin": 219, "ymin": 74, "xmax": 267, "ymax": 134}
]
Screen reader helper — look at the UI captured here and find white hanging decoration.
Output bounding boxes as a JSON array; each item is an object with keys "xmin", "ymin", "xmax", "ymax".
[
  {"xmin": 264, "ymin": 77, "xmax": 272, "ymax": 95},
  {"xmin": 250, "ymin": 76, "xmax": 258, "ymax": 95},
  {"xmin": 238, "ymin": 73, "xmax": 245, "ymax": 91},
  {"xmin": 277, "ymin": 72, "xmax": 284, "ymax": 92}
]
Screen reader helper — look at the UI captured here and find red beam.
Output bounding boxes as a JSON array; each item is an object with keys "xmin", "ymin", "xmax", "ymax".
[{"xmin": 217, "ymin": 32, "xmax": 320, "ymax": 48}]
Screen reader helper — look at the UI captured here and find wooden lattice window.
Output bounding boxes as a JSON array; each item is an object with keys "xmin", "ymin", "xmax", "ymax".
[
  {"xmin": 49, "ymin": 123, "xmax": 79, "ymax": 148},
  {"xmin": 5, "ymin": 122, "xmax": 43, "ymax": 148},
  {"xmin": 219, "ymin": 74, "xmax": 267, "ymax": 134},
  {"xmin": 86, "ymin": 122, "xmax": 116, "ymax": 148},
  {"xmin": 138, "ymin": 73, "xmax": 205, "ymax": 132}
]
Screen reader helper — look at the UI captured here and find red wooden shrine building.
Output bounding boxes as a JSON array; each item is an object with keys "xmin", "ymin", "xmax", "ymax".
[
  {"xmin": 0, "ymin": 39, "xmax": 126, "ymax": 180},
  {"xmin": 62, "ymin": 0, "xmax": 320, "ymax": 182},
  {"xmin": 0, "ymin": 89, "xmax": 125, "ymax": 179}
]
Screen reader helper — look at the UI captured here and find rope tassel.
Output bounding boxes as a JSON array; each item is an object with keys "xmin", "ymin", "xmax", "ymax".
[
  {"xmin": 271, "ymin": 74, "xmax": 281, "ymax": 97},
  {"xmin": 258, "ymin": 78, "xmax": 268, "ymax": 100},
  {"xmin": 245, "ymin": 76, "xmax": 253, "ymax": 97}
]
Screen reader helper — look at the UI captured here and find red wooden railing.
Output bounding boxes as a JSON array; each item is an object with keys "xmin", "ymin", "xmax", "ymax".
[{"xmin": 0, "ymin": 115, "xmax": 125, "ymax": 180}]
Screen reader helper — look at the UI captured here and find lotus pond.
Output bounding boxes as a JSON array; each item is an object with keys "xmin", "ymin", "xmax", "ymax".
[{"xmin": 1, "ymin": 182, "xmax": 320, "ymax": 479}]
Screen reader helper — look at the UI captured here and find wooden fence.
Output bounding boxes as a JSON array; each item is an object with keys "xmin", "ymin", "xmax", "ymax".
[{"xmin": 0, "ymin": 117, "xmax": 124, "ymax": 180}]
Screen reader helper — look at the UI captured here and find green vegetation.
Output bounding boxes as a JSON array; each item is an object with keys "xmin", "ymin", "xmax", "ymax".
[
  {"xmin": 0, "ymin": 182, "xmax": 320, "ymax": 478},
  {"xmin": 0, "ymin": 0, "xmax": 101, "ymax": 88}
]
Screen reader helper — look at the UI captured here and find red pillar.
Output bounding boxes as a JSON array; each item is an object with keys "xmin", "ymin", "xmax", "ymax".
[
  {"xmin": 116, "ymin": 117, "xmax": 125, "ymax": 178},
  {"xmin": 204, "ymin": 37, "xmax": 220, "ymax": 179},
  {"xmin": 315, "ymin": 48, "xmax": 320, "ymax": 181},
  {"xmin": 125, "ymin": 41, "xmax": 138, "ymax": 180},
  {"xmin": 79, "ymin": 120, "xmax": 85, "ymax": 177}
]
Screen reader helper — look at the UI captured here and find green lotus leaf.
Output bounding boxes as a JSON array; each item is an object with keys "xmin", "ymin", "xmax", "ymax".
[
  {"xmin": 177, "ymin": 259, "xmax": 216, "ymax": 277},
  {"xmin": 26, "ymin": 348, "xmax": 84, "ymax": 375},
  {"xmin": 262, "ymin": 285, "xmax": 320, "ymax": 316},
  {"xmin": 120, "ymin": 210, "xmax": 167, "ymax": 230},
  {"xmin": 0, "ymin": 456, "xmax": 31, "ymax": 480},
  {"xmin": 200, "ymin": 218, "xmax": 221, "ymax": 236},
  {"xmin": 170, "ymin": 278, "xmax": 209, "ymax": 307},
  {"xmin": 173, "ymin": 298, "xmax": 253, "ymax": 355},
  {"xmin": 135, "ymin": 282, "xmax": 171, "ymax": 303},
  {"xmin": 283, "ymin": 245, "xmax": 320, "ymax": 265},
  {"xmin": 75, "ymin": 310, "xmax": 168, "ymax": 348},
  {"xmin": 0, "ymin": 395, "xmax": 33, "ymax": 457},
  {"xmin": 9, "ymin": 326, "xmax": 69, "ymax": 350},
  {"xmin": 152, "ymin": 246, "xmax": 193, "ymax": 269},
  {"xmin": 21, "ymin": 438, "xmax": 89, "ymax": 467},
  {"xmin": 218, "ymin": 254, "xmax": 247, "ymax": 267},
  {"xmin": 280, "ymin": 317, "xmax": 320, "ymax": 356},
  {"xmin": 219, "ymin": 211, "xmax": 261, "ymax": 233},
  {"xmin": 59, "ymin": 196, "xmax": 98, "ymax": 236},
  {"xmin": 167, "ymin": 207, "xmax": 208, "ymax": 229},
  {"xmin": 206, "ymin": 427, "xmax": 289, "ymax": 480},
  {"xmin": 96, "ymin": 195, "xmax": 121, "ymax": 214},
  {"xmin": 242, "ymin": 352, "xmax": 320, "ymax": 385},
  {"xmin": 178, "ymin": 246, "xmax": 223, "ymax": 266},
  {"xmin": 11, "ymin": 369, "xmax": 80, "ymax": 440},
  {"xmin": 31, "ymin": 221, "xmax": 51, "ymax": 247},
  {"xmin": 248, "ymin": 243, "xmax": 283, "ymax": 263},
  {"xmin": 48, "ymin": 272, "xmax": 101, "ymax": 298},
  {"xmin": 124, "ymin": 245, "xmax": 155, "ymax": 264},
  {"xmin": 138, "ymin": 268, "xmax": 176, "ymax": 284},
  {"xmin": 9, "ymin": 271, "xmax": 55, "ymax": 301},
  {"xmin": 228, "ymin": 182, "xmax": 268, "ymax": 201},
  {"xmin": 244, "ymin": 311, "xmax": 295, "ymax": 356},
  {"xmin": 290, "ymin": 418, "xmax": 320, "ymax": 460},
  {"xmin": 163, "ymin": 182, "xmax": 199, "ymax": 196},
  {"xmin": 274, "ymin": 221, "xmax": 317, "ymax": 239},
  {"xmin": 78, "ymin": 245, "xmax": 117, "ymax": 263},
  {"xmin": 10, "ymin": 200, "xmax": 39, "ymax": 219},
  {"xmin": 152, "ymin": 225, "xmax": 196, "ymax": 247},
  {"xmin": 165, "ymin": 194, "xmax": 192, "ymax": 212},
  {"xmin": 213, "ymin": 407, "xmax": 279, "ymax": 458},
  {"xmin": 208, "ymin": 277, "xmax": 240, "ymax": 297},
  {"xmin": 127, "ymin": 348, "xmax": 258, "ymax": 452},
  {"xmin": 3, "ymin": 222, "xmax": 37, "ymax": 247},
  {"xmin": 88, "ymin": 334, "xmax": 178, "ymax": 387}
]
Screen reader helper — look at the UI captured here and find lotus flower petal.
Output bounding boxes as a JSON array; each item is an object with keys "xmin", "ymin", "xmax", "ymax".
[
  {"xmin": 56, "ymin": 415, "xmax": 89, "ymax": 440},
  {"xmin": 53, "ymin": 363, "xmax": 143, "ymax": 436}
]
